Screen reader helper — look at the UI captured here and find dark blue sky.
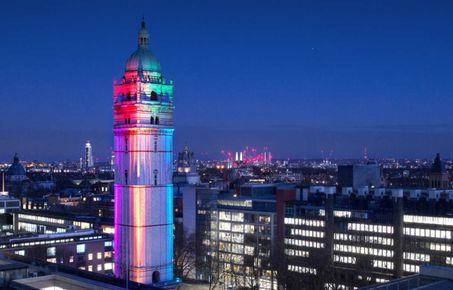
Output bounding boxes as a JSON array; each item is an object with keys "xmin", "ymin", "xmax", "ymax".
[{"xmin": 1, "ymin": 0, "xmax": 453, "ymax": 161}]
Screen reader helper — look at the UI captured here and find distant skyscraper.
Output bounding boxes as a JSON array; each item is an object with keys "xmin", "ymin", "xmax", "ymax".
[
  {"xmin": 113, "ymin": 18, "xmax": 174, "ymax": 284},
  {"xmin": 85, "ymin": 140, "xmax": 94, "ymax": 169}
]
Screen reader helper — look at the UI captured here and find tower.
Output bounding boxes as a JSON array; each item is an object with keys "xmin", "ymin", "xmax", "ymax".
[
  {"xmin": 429, "ymin": 153, "xmax": 449, "ymax": 188},
  {"xmin": 113, "ymin": 18, "xmax": 174, "ymax": 284},
  {"xmin": 85, "ymin": 140, "xmax": 94, "ymax": 169}
]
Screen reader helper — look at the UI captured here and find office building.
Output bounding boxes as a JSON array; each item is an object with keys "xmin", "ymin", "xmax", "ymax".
[
  {"xmin": 283, "ymin": 186, "xmax": 453, "ymax": 289},
  {"xmin": 85, "ymin": 141, "xmax": 94, "ymax": 169},
  {"xmin": 204, "ymin": 183, "xmax": 297, "ymax": 290},
  {"xmin": 338, "ymin": 161, "xmax": 381, "ymax": 189}
]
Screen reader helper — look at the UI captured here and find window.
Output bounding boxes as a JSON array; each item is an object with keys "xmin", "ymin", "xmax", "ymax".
[
  {"xmin": 150, "ymin": 116, "xmax": 154, "ymax": 124},
  {"xmin": 97, "ymin": 264, "xmax": 102, "ymax": 271},
  {"xmin": 156, "ymin": 116, "xmax": 160, "ymax": 125},
  {"xmin": 47, "ymin": 247, "xmax": 56, "ymax": 257},
  {"xmin": 124, "ymin": 137, "xmax": 128, "ymax": 152},
  {"xmin": 15, "ymin": 250, "xmax": 25, "ymax": 256},
  {"xmin": 88, "ymin": 265, "xmax": 93, "ymax": 272},
  {"xmin": 151, "ymin": 91, "xmax": 158, "ymax": 101},
  {"xmin": 125, "ymin": 170, "xmax": 128, "ymax": 185},
  {"xmin": 104, "ymin": 262, "xmax": 113, "ymax": 270},
  {"xmin": 88, "ymin": 253, "xmax": 93, "ymax": 261},
  {"xmin": 76, "ymin": 244, "xmax": 86, "ymax": 254},
  {"xmin": 97, "ymin": 252, "xmax": 102, "ymax": 260}
]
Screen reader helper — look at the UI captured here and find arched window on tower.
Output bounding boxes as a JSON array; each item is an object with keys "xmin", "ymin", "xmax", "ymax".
[
  {"xmin": 124, "ymin": 136, "xmax": 128, "ymax": 153},
  {"xmin": 150, "ymin": 116, "xmax": 154, "ymax": 124},
  {"xmin": 155, "ymin": 116, "xmax": 160, "ymax": 125},
  {"xmin": 127, "ymin": 92, "xmax": 131, "ymax": 101},
  {"xmin": 154, "ymin": 140, "xmax": 157, "ymax": 152},
  {"xmin": 152, "ymin": 271, "xmax": 160, "ymax": 283},
  {"xmin": 125, "ymin": 169, "xmax": 129, "ymax": 185},
  {"xmin": 151, "ymin": 91, "xmax": 158, "ymax": 101},
  {"xmin": 153, "ymin": 169, "xmax": 158, "ymax": 186}
]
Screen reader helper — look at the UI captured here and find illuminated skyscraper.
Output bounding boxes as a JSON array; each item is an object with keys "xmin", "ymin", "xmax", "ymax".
[
  {"xmin": 85, "ymin": 140, "xmax": 94, "ymax": 169},
  {"xmin": 113, "ymin": 18, "xmax": 174, "ymax": 285}
]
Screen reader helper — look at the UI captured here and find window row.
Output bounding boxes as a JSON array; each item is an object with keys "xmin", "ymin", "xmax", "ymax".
[
  {"xmin": 288, "ymin": 264, "xmax": 317, "ymax": 275},
  {"xmin": 429, "ymin": 242, "xmax": 451, "ymax": 252},
  {"xmin": 284, "ymin": 218, "xmax": 325, "ymax": 227},
  {"xmin": 403, "ymin": 227, "xmax": 451, "ymax": 239},
  {"xmin": 403, "ymin": 263, "xmax": 420, "ymax": 273},
  {"xmin": 334, "ymin": 244, "xmax": 394, "ymax": 257},
  {"xmin": 403, "ymin": 252, "xmax": 430, "ymax": 262},
  {"xmin": 334, "ymin": 255, "xmax": 356, "ymax": 264},
  {"xmin": 284, "ymin": 238, "xmax": 324, "ymax": 249},
  {"xmin": 285, "ymin": 248, "xmax": 309, "ymax": 258},
  {"xmin": 290, "ymin": 229, "xmax": 324, "ymax": 239},
  {"xmin": 348, "ymin": 223, "xmax": 393, "ymax": 234},
  {"xmin": 404, "ymin": 215, "xmax": 453, "ymax": 227},
  {"xmin": 334, "ymin": 233, "xmax": 393, "ymax": 246},
  {"xmin": 373, "ymin": 260, "xmax": 394, "ymax": 270}
]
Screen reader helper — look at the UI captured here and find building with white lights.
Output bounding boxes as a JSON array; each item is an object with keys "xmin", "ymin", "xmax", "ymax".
[
  {"xmin": 84, "ymin": 141, "xmax": 94, "ymax": 169},
  {"xmin": 283, "ymin": 185, "xmax": 453, "ymax": 289}
]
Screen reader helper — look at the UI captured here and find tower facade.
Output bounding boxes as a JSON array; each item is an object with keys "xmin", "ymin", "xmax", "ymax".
[
  {"xmin": 113, "ymin": 19, "xmax": 174, "ymax": 284},
  {"xmin": 85, "ymin": 140, "xmax": 94, "ymax": 169}
]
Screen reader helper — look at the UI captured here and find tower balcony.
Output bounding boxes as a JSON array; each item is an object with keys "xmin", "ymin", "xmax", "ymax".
[
  {"xmin": 113, "ymin": 120, "xmax": 173, "ymax": 129},
  {"xmin": 115, "ymin": 92, "xmax": 172, "ymax": 104}
]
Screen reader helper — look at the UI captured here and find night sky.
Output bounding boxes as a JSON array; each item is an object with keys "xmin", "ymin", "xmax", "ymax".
[{"xmin": 1, "ymin": 0, "xmax": 453, "ymax": 161}]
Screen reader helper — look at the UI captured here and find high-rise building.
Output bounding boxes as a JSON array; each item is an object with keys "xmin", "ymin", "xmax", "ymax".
[
  {"xmin": 283, "ymin": 186, "xmax": 453, "ymax": 289},
  {"xmin": 85, "ymin": 140, "xmax": 94, "ymax": 169},
  {"xmin": 338, "ymin": 161, "xmax": 381, "ymax": 189},
  {"xmin": 113, "ymin": 18, "xmax": 174, "ymax": 285}
]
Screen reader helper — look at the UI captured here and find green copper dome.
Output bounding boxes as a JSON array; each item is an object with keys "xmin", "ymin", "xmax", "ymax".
[
  {"xmin": 125, "ymin": 18, "xmax": 161, "ymax": 73},
  {"xmin": 125, "ymin": 48, "xmax": 161, "ymax": 72}
]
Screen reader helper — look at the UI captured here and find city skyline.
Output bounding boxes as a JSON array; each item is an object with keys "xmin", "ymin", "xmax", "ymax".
[{"xmin": 1, "ymin": 0, "xmax": 453, "ymax": 161}]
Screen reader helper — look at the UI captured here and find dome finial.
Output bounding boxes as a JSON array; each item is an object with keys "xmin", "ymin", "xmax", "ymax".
[
  {"xmin": 141, "ymin": 16, "xmax": 146, "ymax": 29},
  {"xmin": 138, "ymin": 16, "xmax": 150, "ymax": 48}
]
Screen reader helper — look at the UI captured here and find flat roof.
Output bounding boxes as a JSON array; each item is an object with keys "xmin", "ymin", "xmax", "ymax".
[
  {"xmin": 360, "ymin": 265, "xmax": 453, "ymax": 290},
  {"xmin": 11, "ymin": 273, "xmax": 126, "ymax": 290}
]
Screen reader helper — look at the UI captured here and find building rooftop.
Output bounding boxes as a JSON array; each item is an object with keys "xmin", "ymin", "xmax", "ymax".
[
  {"xmin": 10, "ymin": 273, "xmax": 126, "ymax": 290},
  {"xmin": 6, "ymin": 154, "xmax": 26, "ymax": 177},
  {"xmin": 360, "ymin": 265, "xmax": 453, "ymax": 290}
]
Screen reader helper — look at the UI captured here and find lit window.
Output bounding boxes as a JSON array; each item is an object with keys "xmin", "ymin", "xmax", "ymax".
[
  {"xmin": 104, "ymin": 262, "xmax": 113, "ymax": 270},
  {"xmin": 47, "ymin": 247, "xmax": 56, "ymax": 257},
  {"xmin": 97, "ymin": 252, "xmax": 102, "ymax": 260},
  {"xmin": 88, "ymin": 253, "xmax": 93, "ymax": 260},
  {"xmin": 76, "ymin": 244, "xmax": 86, "ymax": 254}
]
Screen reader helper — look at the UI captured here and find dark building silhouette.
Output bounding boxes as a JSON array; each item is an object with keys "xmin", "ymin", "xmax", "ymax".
[{"xmin": 429, "ymin": 153, "xmax": 449, "ymax": 188}]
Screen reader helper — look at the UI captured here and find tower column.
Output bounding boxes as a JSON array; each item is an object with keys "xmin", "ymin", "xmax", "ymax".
[{"xmin": 113, "ymin": 19, "xmax": 174, "ymax": 285}]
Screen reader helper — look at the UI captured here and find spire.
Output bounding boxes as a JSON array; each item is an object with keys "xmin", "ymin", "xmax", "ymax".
[
  {"xmin": 138, "ymin": 17, "xmax": 150, "ymax": 48},
  {"xmin": 432, "ymin": 153, "xmax": 445, "ymax": 173},
  {"xmin": 141, "ymin": 16, "xmax": 146, "ymax": 29}
]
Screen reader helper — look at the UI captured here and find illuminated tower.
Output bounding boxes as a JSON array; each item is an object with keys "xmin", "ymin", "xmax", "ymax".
[
  {"xmin": 113, "ymin": 18, "xmax": 174, "ymax": 285},
  {"xmin": 85, "ymin": 140, "xmax": 94, "ymax": 169}
]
